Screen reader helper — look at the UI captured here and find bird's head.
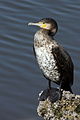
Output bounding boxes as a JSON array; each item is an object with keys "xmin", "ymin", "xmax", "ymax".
[{"xmin": 28, "ymin": 18, "xmax": 58, "ymax": 36}]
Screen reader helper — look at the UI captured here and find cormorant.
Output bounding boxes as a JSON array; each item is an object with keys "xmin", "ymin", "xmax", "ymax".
[{"xmin": 28, "ymin": 18, "xmax": 74, "ymax": 102}]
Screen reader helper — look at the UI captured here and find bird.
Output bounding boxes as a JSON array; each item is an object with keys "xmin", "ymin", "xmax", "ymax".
[{"xmin": 28, "ymin": 18, "xmax": 74, "ymax": 102}]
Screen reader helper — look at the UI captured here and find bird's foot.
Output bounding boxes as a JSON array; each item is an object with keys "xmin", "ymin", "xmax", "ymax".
[{"xmin": 38, "ymin": 87, "xmax": 62, "ymax": 103}]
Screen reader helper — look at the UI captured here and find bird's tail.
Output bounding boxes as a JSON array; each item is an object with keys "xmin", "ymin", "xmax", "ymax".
[{"xmin": 61, "ymin": 82, "xmax": 73, "ymax": 93}]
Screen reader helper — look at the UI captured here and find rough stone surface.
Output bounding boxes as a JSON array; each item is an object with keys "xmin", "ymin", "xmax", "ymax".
[{"xmin": 37, "ymin": 91, "xmax": 80, "ymax": 120}]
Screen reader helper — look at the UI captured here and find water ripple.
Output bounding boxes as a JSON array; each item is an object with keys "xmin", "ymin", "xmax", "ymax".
[{"xmin": 0, "ymin": 0, "xmax": 80, "ymax": 120}]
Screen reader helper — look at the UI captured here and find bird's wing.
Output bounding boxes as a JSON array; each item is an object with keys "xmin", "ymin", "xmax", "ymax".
[{"xmin": 52, "ymin": 46, "xmax": 74, "ymax": 85}]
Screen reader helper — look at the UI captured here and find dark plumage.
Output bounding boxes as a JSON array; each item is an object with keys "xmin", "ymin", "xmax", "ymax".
[{"xmin": 28, "ymin": 18, "xmax": 74, "ymax": 101}]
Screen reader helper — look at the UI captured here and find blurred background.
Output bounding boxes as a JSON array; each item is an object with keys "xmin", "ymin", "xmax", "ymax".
[{"xmin": 0, "ymin": 0, "xmax": 80, "ymax": 120}]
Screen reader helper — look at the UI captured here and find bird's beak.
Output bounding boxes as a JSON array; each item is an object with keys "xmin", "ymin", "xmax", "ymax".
[
  {"xmin": 28, "ymin": 22, "xmax": 41, "ymax": 26},
  {"xmin": 28, "ymin": 22, "xmax": 47, "ymax": 29}
]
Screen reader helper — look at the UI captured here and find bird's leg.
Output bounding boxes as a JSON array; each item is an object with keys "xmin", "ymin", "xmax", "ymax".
[
  {"xmin": 47, "ymin": 80, "xmax": 62, "ymax": 102},
  {"xmin": 48, "ymin": 80, "xmax": 51, "ymax": 89},
  {"xmin": 38, "ymin": 80, "xmax": 52, "ymax": 101},
  {"xmin": 48, "ymin": 80, "xmax": 52, "ymax": 95},
  {"xmin": 59, "ymin": 81, "xmax": 62, "ymax": 91}
]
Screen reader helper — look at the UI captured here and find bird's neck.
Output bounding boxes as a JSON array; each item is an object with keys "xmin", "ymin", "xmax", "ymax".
[
  {"xmin": 34, "ymin": 29, "xmax": 55, "ymax": 48},
  {"xmin": 40, "ymin": 29, "xmax": 54, "ymax": 36},
  {"xmin": 34, "ymin": 29, "xmax": 54, "ymax": 42}
]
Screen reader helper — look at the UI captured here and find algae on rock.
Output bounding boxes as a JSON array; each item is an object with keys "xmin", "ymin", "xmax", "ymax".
[{"xmin": 37, "ymin": 91, "xmax": 80, "ymax": 120}]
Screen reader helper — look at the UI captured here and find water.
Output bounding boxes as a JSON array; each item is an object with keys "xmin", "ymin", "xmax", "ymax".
[{"xmin": 0, "ymin": 0, "xmax": 80, "ymax": 120}]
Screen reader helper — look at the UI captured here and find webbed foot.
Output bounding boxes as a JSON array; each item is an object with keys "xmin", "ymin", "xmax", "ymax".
[{"xmin": 38, "ymin": 87, "xmax": 62, "ymax": 103}]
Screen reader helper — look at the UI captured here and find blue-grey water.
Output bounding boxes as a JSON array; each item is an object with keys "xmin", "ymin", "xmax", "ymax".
[{"xmin": 0, "ymin": 0, "xmax": 80, "ymax": 120}]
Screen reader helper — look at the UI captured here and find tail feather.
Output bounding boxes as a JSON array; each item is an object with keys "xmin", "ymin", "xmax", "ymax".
[{"xmin": 61, "ymin": 83, "xmax": 73, "ymax": 93}]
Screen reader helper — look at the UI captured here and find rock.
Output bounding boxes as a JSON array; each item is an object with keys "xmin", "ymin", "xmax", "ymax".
[{"xmin": 37, "ymin": 91, "xmax": 80, "ymax": 120}]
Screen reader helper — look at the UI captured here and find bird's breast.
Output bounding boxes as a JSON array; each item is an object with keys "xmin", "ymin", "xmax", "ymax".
[
  {"xmin": 35, "ymin": 46, "xmax": 55, "ymax": 69},
  {"xmin": 34, "ymin": 44, "xmax": 60, "ymax": 82}
]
